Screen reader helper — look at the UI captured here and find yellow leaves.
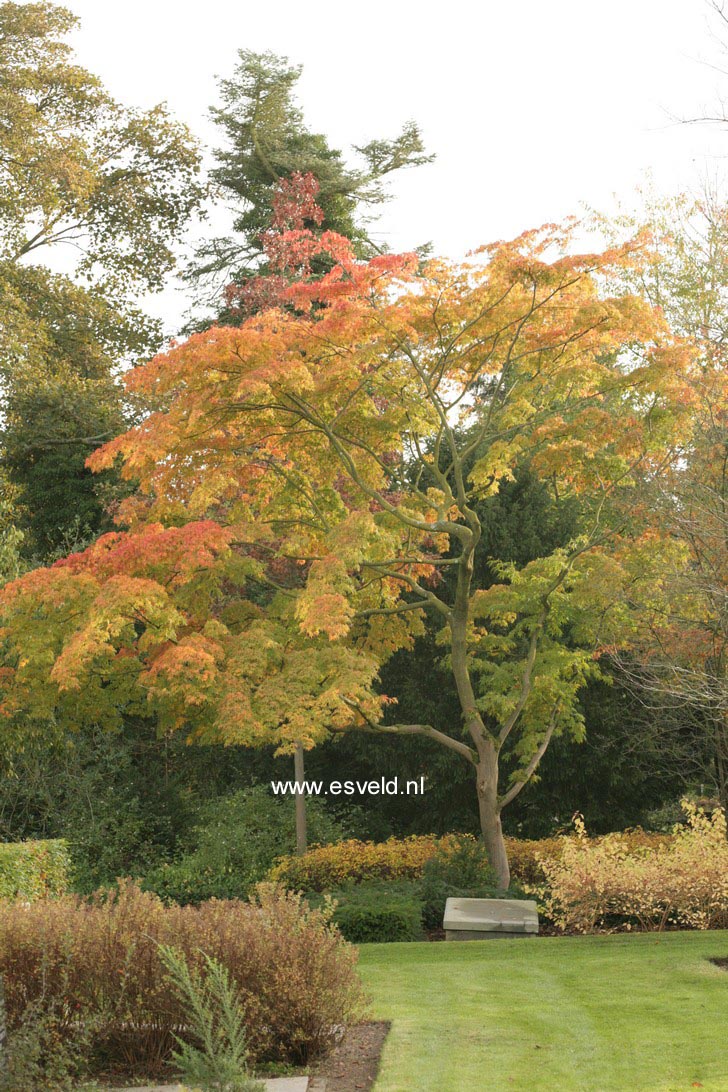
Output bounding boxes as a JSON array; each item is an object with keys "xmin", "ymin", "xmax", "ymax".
[
  {"xmin": 296, "ymin": 590, "xmax": 353, "ymax": 640},
  {"xmin": 357, "ymin": 608, "xmax": 425, "ymax": 658},
  {"xmin": 209, "ymin": 620, "xmax": 382, "ymax": 753},
  {"xmin": 140, "ymin": 632, "xmax": 224, "ymax": 708},
  {"xmin": 50, "ymin": 575, "xmax": 184, "ymax": 692},
  {"xmin": 469, "ymin": 439, "xmax": 524, "ymax": 495},
  {"xmin": 539, "ymin": 803, "xmax": 728, "ymax": 933},
  {"xmin": 327, "ymin": 510, "xmax": 377, "ymax": 566},
  {"xmin": 295, "ymin": 555, "xmax": 355, "ymax": 640}
]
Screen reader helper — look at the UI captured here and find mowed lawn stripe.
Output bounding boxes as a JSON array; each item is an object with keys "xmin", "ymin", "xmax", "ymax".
[{"xmin": 357, "ymin": 931, "xmax": 728, "ymax": 1091}]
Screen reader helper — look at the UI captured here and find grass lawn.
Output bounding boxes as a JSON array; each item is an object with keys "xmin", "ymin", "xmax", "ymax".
[{"xmin": 357, "ymin": 931, "xmax": 728, "ymax": 1092}]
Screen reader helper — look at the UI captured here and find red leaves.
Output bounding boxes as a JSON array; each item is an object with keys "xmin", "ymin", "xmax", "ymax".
[
  {"xmin": 270, "ymin": 171, "xmax": 325, "ymax": 232},
  {"xmin": 53, "ymin": 522, "xmax": 232, "ymax": 585},
  {"xmin": 222, "ymin": 171, "xmax": 417, "ymax": 319}
]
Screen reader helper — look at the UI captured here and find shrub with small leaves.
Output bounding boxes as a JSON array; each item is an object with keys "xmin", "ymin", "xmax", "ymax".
[
  {"xmin": 270, "ymin": 832, "xmax": 673, "ymax": 894},
  {"xmin": 0, "ymin": 881, "xmax": 364, "ymax": 1077},
  {"xmin": 0, "ymin": 840, "xmax": 70, "ymax": 901},
  {"xmin": 313, "ymin": 884, "xmax": 424, "ymax": 943},
  {"xmin": 269, "ymin": 835, "xmax": 455, "ymax": 891},
  {"xmin": 0, "ymin": 995, "xmax": 97, "ymax": 1092},
  {"xmin": 538, "ymin": 802, "xmax": 728, "ymax": 933}
]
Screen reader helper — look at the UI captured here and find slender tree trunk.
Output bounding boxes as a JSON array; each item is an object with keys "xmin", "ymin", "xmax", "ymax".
[
  {"xmin": 293, "ymin": 741, "xmax": 307, "ymax": 856},
  {"xmin": 714, "ymin": 718, "xmax": 728, "ymax": 820},
  {"xmin": 448, "ymin": 533, "xmax": 512, "ymax": 888},
  {"xmin": 476, "ymin": 753, "xmax": 510, "ymax": 889},
  {"xmin": 0, "ymin": 974, "xmax": 6, "ymax": 1078}
]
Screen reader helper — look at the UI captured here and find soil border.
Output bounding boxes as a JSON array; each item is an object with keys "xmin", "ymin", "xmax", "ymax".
[{"xmin": 312, "ymin": 1021, "xmax": 390, "ymax": 1092}]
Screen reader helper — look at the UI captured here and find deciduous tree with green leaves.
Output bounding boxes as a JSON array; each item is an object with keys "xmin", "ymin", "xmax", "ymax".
[
  {"xmin": 0, "ymin": 214, "xmax": 693, "ymax": 884},
  {"xmin": 0, "ymin": 0, "xmax": 203, "ymax": 557}
]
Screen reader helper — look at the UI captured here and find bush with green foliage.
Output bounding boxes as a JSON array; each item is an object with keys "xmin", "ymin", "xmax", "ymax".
[
  {"xmin": 0, "ymin": 995, "xmax": 98, "ymax": 1092},
  {"xmin": 311, "ymin": 883, "xmax": 424, "ymax": 943},
  {"xmin": 144, "ymin": 786, "xmax": 348, "ymax": 904},
  {"xmin": 419, "ymin": 835, "xmax": 513, "ymax": 930},
  {"xmin": 158, "ymin": 945, "xmax": 264, "ymax": 1092},
  {"xmin": 0, "ymin": 839, "xmax": 70, "ymax": 900}
]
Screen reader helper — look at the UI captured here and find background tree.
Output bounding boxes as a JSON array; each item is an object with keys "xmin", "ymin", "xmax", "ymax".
[
  {"xmin": 0, "ymin": 214, "xmax": 693, "ymax": 884},
  {"xmin": 189, "ymin": 49, "xmax": 432, "ymax": 322},
  {"xmin": 597, "ymin": 189, "xmax": 728, "ymax": 810},
  {"xmin": 0, "ymin": 1, "xmax": 203, "ymax": 559}
]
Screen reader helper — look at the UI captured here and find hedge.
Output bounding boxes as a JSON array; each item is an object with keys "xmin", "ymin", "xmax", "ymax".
[
  {"xmin": 0, "ymin": 880, "xmax": 363, "ymax": 1074},
  {"xmin": 270, "ymin": 831, "xmax": 675, "ymax": 891},
  {"xmin": 0, "ymin": 840, "xmax": 70, "ymax": 900},
  {"xmin": 269, "ymin": 835, "xmax": 455, "ymax": 890}
]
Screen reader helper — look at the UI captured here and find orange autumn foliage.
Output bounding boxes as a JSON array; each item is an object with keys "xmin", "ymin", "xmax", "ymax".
[{"xmin": 0, "ymin": 201, "xmax": 697, "ymax": 885}]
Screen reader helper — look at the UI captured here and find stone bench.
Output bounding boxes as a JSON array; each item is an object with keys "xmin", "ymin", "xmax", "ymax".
[{"xmin": 443, "ymin": 897, "xmax": 539, "ymax": 940}]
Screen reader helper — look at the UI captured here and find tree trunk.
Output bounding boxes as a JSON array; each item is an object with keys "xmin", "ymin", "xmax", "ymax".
[
  {"xmin": 0, "ymin": 974, "xmax": 6, "ymax": 1078},
  {"xmin": 293, "ymin": 741, "xmax": 307, "ymax": 856},
  {"xmin": 714, "ymin": 716, "xmax": 728, "ymax": 818},
  {"xmin": 476, "ymin": 757, "xmax": 510, "ymax": 888}
]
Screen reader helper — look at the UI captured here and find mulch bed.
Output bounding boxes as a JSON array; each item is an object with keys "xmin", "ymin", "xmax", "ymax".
[
  {"xmin": 709, "ymin": 957, "xmax": 728, "ymax": 970},
  {"xmin": 313, "ymin": 1021, "xmax": 390, "ymax": 1092}
]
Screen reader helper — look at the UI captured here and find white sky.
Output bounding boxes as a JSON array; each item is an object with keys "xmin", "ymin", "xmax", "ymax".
[{"xmin": 63, "ymin": 0, "xmax": 728, "ymax": 336}]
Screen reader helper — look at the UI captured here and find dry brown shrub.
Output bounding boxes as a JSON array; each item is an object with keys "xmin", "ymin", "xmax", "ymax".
[{"xmin": 0, "ymin": 881, "xmax": 364, "ymax": 1077}]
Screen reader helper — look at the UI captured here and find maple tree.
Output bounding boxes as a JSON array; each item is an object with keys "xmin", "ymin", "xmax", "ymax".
[{"xmin": 0, "ymin": 207, "xmax": 695, "ymax": 884}]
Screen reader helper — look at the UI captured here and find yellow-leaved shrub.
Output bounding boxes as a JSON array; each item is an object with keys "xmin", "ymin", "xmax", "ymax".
[
  {"xmin": 268, "ymin": 835, "xmax": 453, "ymax": 890},
  {"xmin": 538, "ymin": 803, "xmax": 728, "ymax": 933},
  {"xmin": 269, "ymin": 831, "xmax": 673, "ymax": 892}
]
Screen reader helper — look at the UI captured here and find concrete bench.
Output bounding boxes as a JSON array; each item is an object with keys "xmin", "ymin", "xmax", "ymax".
[{"xmin": 443, "ymin": 897, "xmax": 539, "ymax": 940}]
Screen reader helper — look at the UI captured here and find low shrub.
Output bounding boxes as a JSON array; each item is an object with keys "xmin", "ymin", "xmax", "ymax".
[
  {"xmin": 0, "ymin": 839, "xmax": 70, "ymax": 900},
  {"xmin": 539, "ymin": 803, "xmax": 728, "ymax": 933},
  {"xmin": 269, "ymin": 834, "xmax": 455, "ymax": 890},
  {"xmin": 0, "ymin": 995, "xmax": 98, "ymax": 1091},
  {"xmin": 503, "ymin": 836, "xmax": 564, "ymax": 886},
  {"xmin": 310, "ymin": 884, "xmax": 424, "ymax": 943},
  {"xmin": 503, "ymin": 831, "xmax": 672, "ymax": 886},
  {"xmin": 0, "ymin": 880, "xmax": 364, "ymax": 1077},
  {"xmin": 144, "ymin": 786, "xmax": 348, "ymax": 904}
]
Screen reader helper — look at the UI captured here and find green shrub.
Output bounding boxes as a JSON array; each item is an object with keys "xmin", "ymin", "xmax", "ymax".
[
  {"xmin": 419, "ymin": 835, "xmax": 505, "ymax": 930},
  {"xmin": 144, "ymin": 786, "xmax": 348, "ymax": 904},
  {"xmin": 0, "ymin": 839, "xmax": 70, "ymax": 900},
  {"xmin": 158, "ymin": 945, "xmax": 264, "ymax": 1091},
  {"xmin": 0, "ymin": 880, "xmax": 364, "ymax": 1076},
  {"xmin": 314, "ymin": 884, "xmax": 424, "ymax": 943},
  {"xmin": 0, "ymin": 995, "xmax": 98, "ymax": 1092}
]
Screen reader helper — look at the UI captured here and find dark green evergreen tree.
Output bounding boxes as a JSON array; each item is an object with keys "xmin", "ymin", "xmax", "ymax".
[{"xmin": 189, "ymin": 50, "xmax": 433, "ymax": 323}]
